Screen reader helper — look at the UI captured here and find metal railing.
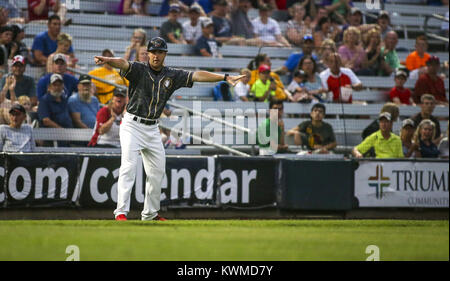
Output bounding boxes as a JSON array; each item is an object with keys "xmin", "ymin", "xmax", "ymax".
[
  {"xmin": 67, "ymin": 66, "xmax": 251, "ymax": 157},
  {"xmin": 424, "ymin": 14, "xmax": 449, "ymax": 44}
]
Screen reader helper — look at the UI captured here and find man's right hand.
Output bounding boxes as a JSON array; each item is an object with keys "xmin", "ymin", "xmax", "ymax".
[{"xmin": 94, "ymin": 56, "xmax": 110, "ymax": 65}]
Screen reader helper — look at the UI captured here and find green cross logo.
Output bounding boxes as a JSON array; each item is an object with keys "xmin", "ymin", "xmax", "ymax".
[{"xmin": 368, "ymin": 165, "xmax": 390, "ymax": 199}]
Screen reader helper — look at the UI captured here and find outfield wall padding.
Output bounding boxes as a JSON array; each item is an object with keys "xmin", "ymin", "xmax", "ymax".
[{"xmin": 0, "ymin": 153, "xmax": 447, "ymax": 210}]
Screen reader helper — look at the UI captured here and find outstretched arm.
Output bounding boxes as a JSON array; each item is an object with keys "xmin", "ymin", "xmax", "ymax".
[
  {"xmin": 192, "ymin": 71, "xmax": 245, "ymax": 86},
  {"xmin": 94, "ymin": 56, "xmax": 130, "ymax": 73}
]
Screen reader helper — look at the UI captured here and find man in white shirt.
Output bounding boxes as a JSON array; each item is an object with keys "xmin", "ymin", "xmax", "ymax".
[
  {"xmin": 182, "ymin": 4, "xmax": 203, "ymax": 45},
  {"xmin": 251, "ymin": 4, "xmax": 290, "ymax": 48}
]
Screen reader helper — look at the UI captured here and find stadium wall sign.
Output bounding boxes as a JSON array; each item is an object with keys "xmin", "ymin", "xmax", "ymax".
[
  {"xmin": 354, "ymin": 160, "xmax": 449, "ymax": 208},
  {"xmin": 215, "ymin": 156, "xmax": 278, "ymax": 207},
  {"xmin": 277, "ymin": 159, "xmax": 354, "ymax": 210},
  {"xmin": 1, "ymin": 154, "xmax": 79, "ymax": 207},
  {"xmin": 0, "ymin": 154, "xmax": 276, "ymax": 209}
]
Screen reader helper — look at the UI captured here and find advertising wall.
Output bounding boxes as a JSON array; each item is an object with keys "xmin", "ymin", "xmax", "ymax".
[{"xmin": 354, "ymin": 160, "xmax": 449, "ymax": 208}]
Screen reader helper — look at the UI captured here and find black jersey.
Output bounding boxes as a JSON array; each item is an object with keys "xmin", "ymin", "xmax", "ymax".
[{"xmin": 120, "ymin": 61, "xmax": 194, "ymax": 119}]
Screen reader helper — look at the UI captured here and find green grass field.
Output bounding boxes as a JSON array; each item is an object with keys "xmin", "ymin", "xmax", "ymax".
[{"xmin": 0, "ymin": 220, "xmax": 448, "ymax": 261}]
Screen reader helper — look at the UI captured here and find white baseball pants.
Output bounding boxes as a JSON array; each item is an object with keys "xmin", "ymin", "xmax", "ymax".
[{"xmin": 113, "ymin": 112, "xmax": 166, "ymax": 220}]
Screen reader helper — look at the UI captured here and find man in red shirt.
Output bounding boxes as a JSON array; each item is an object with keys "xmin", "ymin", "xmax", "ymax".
[
  {"xmin": 413, "ymin": 56, "xmax": 448, "ymax": 106},
  {"xmin": 28, "ymin": 0, "xmax": 70, "ymax": 25},
  {"xmin": 319, "ymin": 52, "xmax": 363, "ymax": 103}
]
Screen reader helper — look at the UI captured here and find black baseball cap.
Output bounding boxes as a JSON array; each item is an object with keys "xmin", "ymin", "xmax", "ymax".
[
  {"xmin": 147, "ymin": 37, "xmax": 168, "ymax": 52},
  {"xmin": 78, "ymin": 74, "xmax": 91, "ymax": 84},
  {"xmin": 113, "ymin": 88, "xmax": 127, "ymax": 97},
  {"xmin": 9, "ymin": 104, "xmax": 26, "ymax": 115}
]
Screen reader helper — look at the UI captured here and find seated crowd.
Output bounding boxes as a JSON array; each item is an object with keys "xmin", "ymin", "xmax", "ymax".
[{"xmin": 0, "ymin": 0, "xmax": 448, "ymax": 159}]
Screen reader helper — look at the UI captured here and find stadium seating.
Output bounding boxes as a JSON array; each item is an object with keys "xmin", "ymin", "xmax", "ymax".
[{"xmin": 16, "ymin": 0, "xmax": 448, "ymax": 156}]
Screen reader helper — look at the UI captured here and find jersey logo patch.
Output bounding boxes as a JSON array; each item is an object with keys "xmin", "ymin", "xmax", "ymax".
[{"xmin": 162, "ymin": 77, "xmax": 173, "ymax": 91}]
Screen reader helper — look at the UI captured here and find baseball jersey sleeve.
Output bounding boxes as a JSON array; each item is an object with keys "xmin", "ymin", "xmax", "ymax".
[
  {"xmin": 172, "ymin": 69, "xmax": 194, "ymax": 90},
  {"xmin": 120, "ymin": 61, "xmax": 143, "ymax": 84}
]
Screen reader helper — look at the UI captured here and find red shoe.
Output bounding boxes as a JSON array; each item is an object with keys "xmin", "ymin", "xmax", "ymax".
[
  {"xmin": 153, "ymin": 215, "xmax": 167, "ymax": 221},
  {"xmin": 115, "ymin": 214, "xmax": 127, "ymax": 221}
]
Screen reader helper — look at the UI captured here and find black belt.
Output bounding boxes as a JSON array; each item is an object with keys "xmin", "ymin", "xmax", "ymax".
[{"xmin": 132, "ymin": 116, "xmax": 157, "ymax": 125}]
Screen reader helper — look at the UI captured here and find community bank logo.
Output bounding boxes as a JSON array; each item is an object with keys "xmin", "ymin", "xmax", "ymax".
[{"xmin": 368, "ymin": 165, "xmax": 390, "ymax": 199}]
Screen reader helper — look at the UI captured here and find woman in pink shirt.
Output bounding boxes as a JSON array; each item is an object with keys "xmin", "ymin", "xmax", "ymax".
[{"xmin": 338, "ymin": 26, "xmax": 368, "ymax": 74}]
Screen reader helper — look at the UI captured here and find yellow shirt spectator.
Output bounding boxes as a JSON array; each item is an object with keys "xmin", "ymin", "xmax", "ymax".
[
  {"xmin": 89, "ymin": 66, "xmax": 129, "ymax": 104},
  {"xmin": 249, "ymin": 70, "xmax": 287, "ymax": 101},
  {"xmin": 356, "ymin": 130, "xmax": 404, "ymax": 158}
]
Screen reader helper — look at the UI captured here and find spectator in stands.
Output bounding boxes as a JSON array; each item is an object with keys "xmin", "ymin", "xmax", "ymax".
[
  {"xmin": 299, "ymin": 56, "xmax": 328, "ymax": 101},
  {"xmin": 118, "ymin": 0, "xmax": 149, "ymax": 15},
  {"xmin": 316, "ymin": 39, "xmax": 336, "ymax": 73},
  {"xmin": 31, "ymin": 15, "xmax": 74, "ymax": 67},
  {"xmin": 37, "ymin": 53, "xmax": 77, "ymax": 100},
  {"xmin": 363, "ymin": 27, "xmax": 384, "ymax": 76},
  {"xmin": 313, "ymin": 17, "xmax": 340, "ymax": 49},
  {"xmin": 9, "ymin": 24, "xmax": 30, "ymax": 61},
  {"xmin": 195, "ymin": 17, "xmax": 222, "ymax": 57},
  {"xmin": 410, "ymin": 94, "xmax": 442, "ymax": 144},
  {"xmin": 211, "ymin": 0, "xmax": 246, "ymax": 46},
  {"xmin": 413, "ymin": 56, "xmax": 448, "ymax": 106},
  {"xmin": 0, "ymin": 104, "xmax": 35, "ymax": 152},
  {"xmin": 252, "ymin": 4, "xmax": 291, "ymax": 47},
  {"xmin": 0, "ymin": 71, "xmax": 15, "ymax": 125},
  {"xmin": 319, "ymin": 52, "xmax": 362, "ymax": 103},
  {"xmin": 400, "ymin": 118, "xmax": 417, "ymax": 158},
  {"xmin": 322, "ymin": 0, "xmax": 352, "ymax": 24},
  {"xmin": 377, "ymin": 11, "xmax": 392, "ymax": 39},
  {"xmin": 0, "ymin": 1, "xmax": 23, "ymax": 23},
  {"xmin": 287, "ymin": 103, "xmax": 337, "ymax": 154},
  {"xmin": 0, "ymin": 56, "xmax": 37, "ymax": 106},
  {"xmin": 68, "ymin": 75, "xmax": 100, "ymax": 129},
  {"xmin": 124, "ymin": 28, "xmax": 147, "ymax": 62},
  {"xmin": 413, "ymin": 119, "xmax": 440, "ymax": 158},
  {"xmin": 294, "ymin": 0, "xmax": 317, "ymax": 22},
  {"xmin": 248, "ymin": 53, "xmax": 289, "ymax": 101},
  {"xmin": 378, "ymin": 31, "xmax": 401, "ymax": 77},
  {"xmin": 250, "ymin": 64, "xmax": 277, "ymax": 102},
  {"xmin": 275, "ymin": 34, "xmax": 318, "ymax": 78},
  {"xmin": 338, "ymin": 27, "xmax": 368, "ymax": 75},
  {"xmin": 405, "ymin": 35, "xmax": 431, "ymax": 72},
  {"xmin": 0, "ymin": 25, "xmax": 13, "ymax": 77},
  {"xmin": 88, "ymin": 49, "xmax": 129, "ymax": 105},
  {"xmin": 234, "ymin": 68, "xmax": 251, "ymax": 102},
  {"xmin": 160, "ymin": 4, "xmax": 187, "ymax": 44},
  {"xmin": 159, "ymin": 0, "xmax": 208, "ymax": 16},
  {"xmin": 287, "ymin": 70, "xmax": 309, "ymax": 102},
  {"xmin": 389, "ymin": 69, "xmax": 414, "ymax": 106},
  {"xmin": 18, "ymin": 95, "xmax": 37, "ymax": 126},
  {"xmin": 27, "ymin": 0, "xmax": 70, "ymax": 25},
  {"xmin": 46, "ymin": 33, "xmax": 77, "ymax": 73},
  {"xmin": 137, "ymin": 46, "xmax": 149, "ymax": 62},
  {"xmin": 230, "ymin": 0, "xmax": 261, "ymax": 44},
  {"xmin": 256, "ymin": 100, "xmax": 288, "ymax": 155},
  {"xmin": 38, "ymin": 73, "xmax": 73, "ymax": 129},
  {"xmin": 88, "ymin": 89, "xmax": 127, "ymax": 148},
  {"xmin": 183, "ymin": 4, "xmax": 202, "ymax": 45},
  {"xmin": 286, "ymin": 3, "xmax": 310, "ymax": 46},
  {"xmin": 312, "ymin": 5, "xmax": 328, "ymax": 26},
  {"xmin": 362, "ymin": 102, "xmax": 399, "ymax": 140},
  {"xmin": 438, "ymin": 121, "xmax": 449, "ymax": 159},
  {"xmin": 353, "ymin": 112, "xmax": 404, "ymax": 159}
]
